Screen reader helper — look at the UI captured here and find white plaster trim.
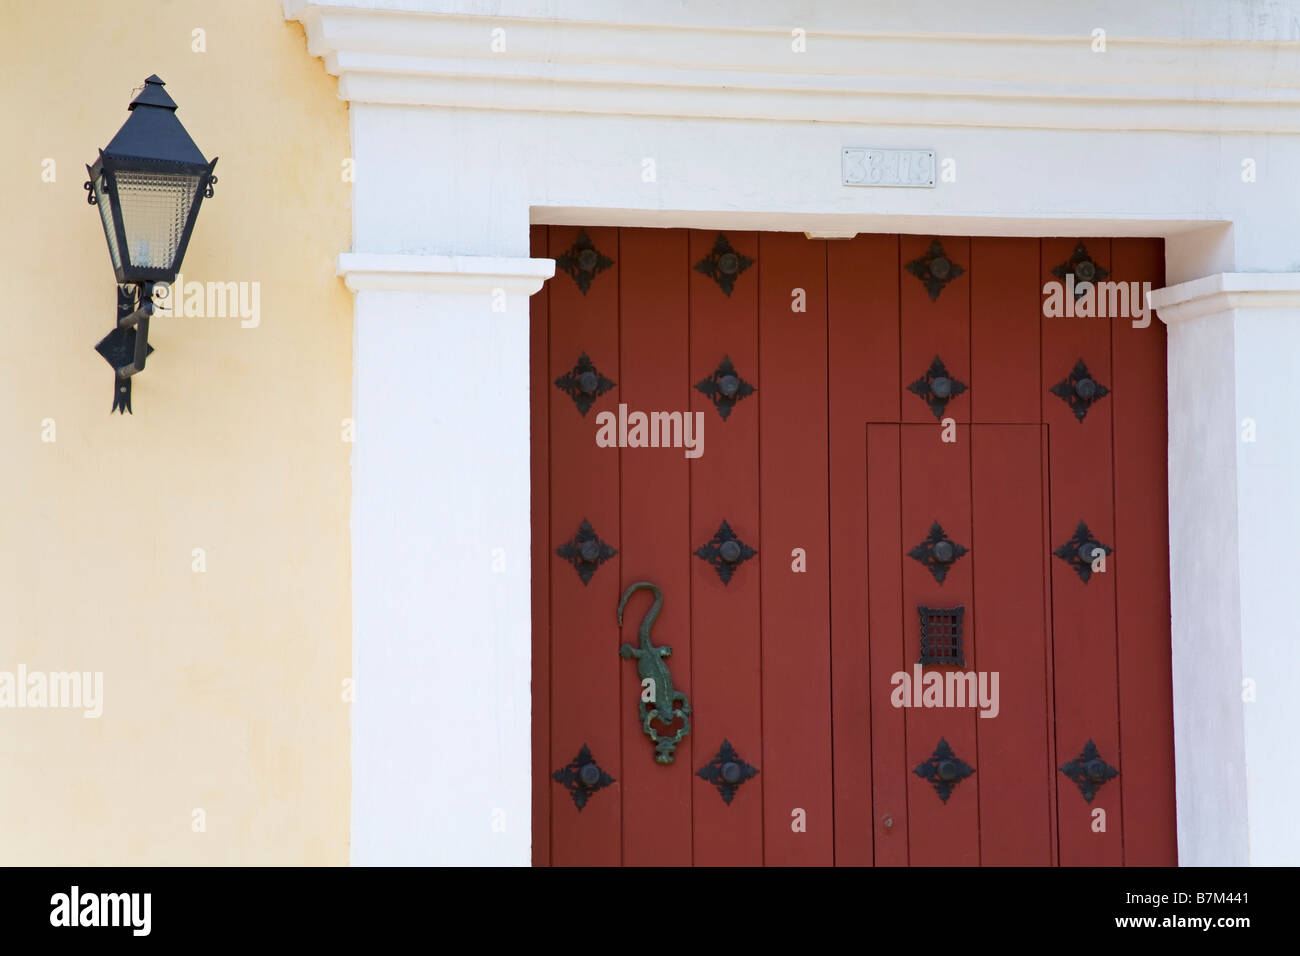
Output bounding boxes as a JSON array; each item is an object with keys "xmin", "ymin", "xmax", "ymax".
[
  {"xmin": 285, "ymin": 0, "xmax": 1300, "ymax": 132},
  {"xmin": 1151, "ymin": 273, "xmax": 1300, "ymax": 323},
  {"xmin": 337, "ymin": 252, "xmax": 554, "ymax": 294}
]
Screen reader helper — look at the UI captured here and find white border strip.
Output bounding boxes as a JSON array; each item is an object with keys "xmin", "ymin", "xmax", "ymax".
[{"xmin": 337, "ymin": 252, "xmax": 555, "ymax": 295}]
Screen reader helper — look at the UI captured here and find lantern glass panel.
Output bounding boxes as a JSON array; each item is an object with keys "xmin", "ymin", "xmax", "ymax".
[
  {"xmin": 92, "ymin": 173, "xmax": 123, "ymax": 272},
  {"xmin": 115, "ymin": 169, "xmax": 202, "ymax": 272}
]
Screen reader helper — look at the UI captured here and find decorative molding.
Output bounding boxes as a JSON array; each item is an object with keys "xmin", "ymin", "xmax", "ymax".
[
  {"xmin": 1150, "ymin": 273, "xmax": 1300, "ymax": 324},
  {"xmin": 285, "ymin": 0, "xmax": 1300, "ymax": 133},
  {"xmin": 336, "ymin": 252, "xmax": 555, "ymax": 294}
]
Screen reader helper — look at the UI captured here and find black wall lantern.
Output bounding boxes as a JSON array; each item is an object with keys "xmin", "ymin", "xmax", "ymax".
[{"xmin": 85, "ymin": 75, "xmax": 217, "ymax": 413}]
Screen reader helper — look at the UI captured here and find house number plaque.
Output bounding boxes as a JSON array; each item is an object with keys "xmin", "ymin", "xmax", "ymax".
[{"xmin": 842, "ymin": 147, "xmax": 936, "ymax": 187}]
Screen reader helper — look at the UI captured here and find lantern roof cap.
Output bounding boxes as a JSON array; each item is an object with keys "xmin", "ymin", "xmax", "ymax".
[
  {"xmin": 129, "ymin": 75, "xmax": 177, "ymax": 111},
  {"xmin": 103, "ymin": 75, "xmax": 209, "ymax": 168}
]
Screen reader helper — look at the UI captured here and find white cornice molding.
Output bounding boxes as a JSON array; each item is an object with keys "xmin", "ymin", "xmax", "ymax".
[
  {"xmin": 285, "ymin": 0, "xmax": 1300, "ymax": 132},
  {"xmin": 337, "ymin": 253, "xmax": 555, "ymax": 294},
  {"xmin": 1150, "ymin": 273, "xmax": 1300, "ymax": 324}
]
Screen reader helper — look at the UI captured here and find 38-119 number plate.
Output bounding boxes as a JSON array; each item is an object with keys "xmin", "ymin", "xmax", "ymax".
[{"xmin": 842, "ymin": 148, "xmax": 936, "ymax": 188}]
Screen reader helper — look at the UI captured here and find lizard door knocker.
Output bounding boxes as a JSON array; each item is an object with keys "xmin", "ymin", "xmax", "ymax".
[{"xmin": 617, "ymin": 582, "xmax": 691, "ymax": 764}]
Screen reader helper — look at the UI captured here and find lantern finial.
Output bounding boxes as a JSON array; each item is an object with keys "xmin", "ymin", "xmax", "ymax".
[{"xmin": 129, "ymin": 75, "xmax": 177, "ymax": 111}]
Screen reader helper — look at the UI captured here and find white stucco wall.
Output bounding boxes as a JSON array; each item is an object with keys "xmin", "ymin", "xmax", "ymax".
[{"xmin": 1233, "ymin": 306, "xmax": 1300, "ymax": 866}]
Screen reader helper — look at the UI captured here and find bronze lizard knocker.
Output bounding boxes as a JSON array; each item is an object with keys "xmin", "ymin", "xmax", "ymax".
[{"xmin": 618, "ymin": 582, "xmax": 691, "ymax": 764}]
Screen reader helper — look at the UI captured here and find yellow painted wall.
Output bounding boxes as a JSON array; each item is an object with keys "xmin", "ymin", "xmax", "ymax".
[{"xmin": 0, "ymin": 1, "xmax": 352, "ymax": 863}]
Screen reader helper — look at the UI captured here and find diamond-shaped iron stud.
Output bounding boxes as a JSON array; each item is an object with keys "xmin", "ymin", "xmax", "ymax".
[
  {"xmin": 914, "ymin": 738, "xmax": 975, "ymax": 803},
  {"xmin": 908, "ymin": 521, "xmax": 969, "ymax": 584},
  {"xmin": 907, "ymin": 355, "xmax": 967, "ymax": 420},
  {"xmin": 1059, "ymin": 740, "xmax": 1119, "ymax": 803},
  {"xmin": 555, "ymin": 352, "xmax": 616, "ymax": 416},
  {"xmin": 1050, "ymin": 358, "xmax": 1110, "ymax": 423},
  {"xmin": 553, "ymin": 745, "xmax": 615, "ymax": 811},
  {"xmin": 1051, "ymin": 242, "xmax": 1109, "ymax": 300},
  {"xmin": 695, "ymin": 520, "xmax": 756, "ymax": 584},
  {"xmin": 694, "ymin": 233, "xmax": 754, "ymax": 296},
  {"xmin": 1054, "ymin": 521, "xmax": 1112, "ymax": 584},
  {"xmin": 695, "ymin": 356, "xmax": 755, "ymax": 421},
  {"xmin": 697, "ymin": 740, "xmax": 759, "ymax": 805},
  {"xmin": 556, "ymin": 519, "xmax": 618, "ymax": 585},
  {"xmin": 555, "ymin": 230, "xmax": 614, "ymax": 294},
  {"xmin": 905, "ymin": 239, "xmax": 965, "ymax": 301}
]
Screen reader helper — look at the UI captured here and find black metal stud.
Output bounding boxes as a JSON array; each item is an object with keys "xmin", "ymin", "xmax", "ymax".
[
  {"xmin": 555, "ymin": 230, "xmax": 614, "ymax": 294},
  {"xmin": 553, "ymin": 745, "xmax": 615, "ymax": 811},
  {"xmin": 1054, "ymin": 522, "xmax": 1112, "ymax": 584},
  {"xmin": 905, "ymin": 239, "xmax": 965, "ymax": 301},
  {"xmin": 554, "ymin": 352, "xmax": 616, "ymax": 416},
  {"xmin": 906, "ymin": 356, "xmax": 967, "ymax": 420},
  {"xmin": 695, "ymin": 356, "xmax": 755, "ymax": 420},
  {"xmin": 1059, "ymin": 740, "xmax": 1119, "ymax": 803},
  {"xmin": 918, "ymin": 606, "xmax": 966, "ymax": 666},
  {"xmin": 697, "ymin": 740, "xmax": 759, "ymax": 805},
  {"xmin": 1051, "ymin": 242, "xmax": 1109, "ymax": 299},
  {"xmin": 914, "ymin": 738, "xmax": 975, "ymax": 803},
  {"xmin": 694, "ymin": 233, "xmax": 754, "ymax": 296},
  {"xmin": 1050, "ymin": 358, "xmax": 1110, "ymax": 423},
  {"xmin": 556, "ymin": 519, "xmax": 618, "ymax": 584},
  {"xmin": 695, "ymin": 520, "xmax": 757, "ymax": 584},
  {"xmin": 908, "ymin": 521, "xmax": 969, "ymax": 584}
]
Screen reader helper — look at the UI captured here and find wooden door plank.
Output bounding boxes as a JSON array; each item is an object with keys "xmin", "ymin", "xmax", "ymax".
[
  {"xmin": 1110, "ymin": 238, "xmax": 1178, "ymax": 865},
  {"xmin": 971, "ymin": 424, "xmax": 1053, "ymax": 864},
  {"xmin": 548, "ymin": 226, "xmax": 623, "ymax": 865},
  {"xmin": 617, "ymin": 228, "xmax": 693, "ymax": 866},
  {"xmin": 827, "ymin": 234, "xmax": 899, "ymax": 865},
  {"xmin": 1041, "ymin": 237, "xmax": 1123, "ymax": 866},
  {"xmin": 689, "ymin": 230, "xmax": 764, "ymax": 865},
  {"xmin": 971, "ymin": 238, "xmax": 1040, "ymax": 423},
  {"xmin": 758, "ymin": 232, "xmax": 834, "ymax": 865},
  {"xmin": 866, "ymin": 423, "xmax": 908, "ymax": 865},
  {"xmin": 829, "ymin": 235, "xmax": 901, "ymax": 422},
  {"xmin": 900, "ymin": 236, "xmax": 971, "ymax": 426},
  {"xmin": 900, "ymin": 423, "xmax": 980, "ymax": 865}
]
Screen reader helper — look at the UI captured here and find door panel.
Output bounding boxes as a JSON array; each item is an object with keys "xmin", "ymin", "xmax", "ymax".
[
  {"xmin": 618, "ymin": 228, "xmax": 692, "ymax": 866},
  {"xmin": 532, "ymin": 228, "xmax": 1174, "ymax": 866},
  {"xmin": 972, "ymin": 424, "xmax": 1053, "ymax": 865},
  {"xmin": 901, "ymin": 235, "xmax": 971, "ymax": 425},
  {"xmin": 1110, "ymin": 238, "xmax": 1178, "ymax": 864},
  {"xmin": 758, "ymin": 232, "xmax": 833, "ymax": 865},
  {"xmin": 865, "ymin": 424, "xmax": 909, "ymax": 866},
  {"xmin": 827, "ymin": 235, "xmax": 900, "ymax": 865},
  {"xmin": 971, "ymin": 238, "xmax": 1040, "ymax": 423},
  {"xmin": 547, "ymin": 226, "xmax": 623, "ymax": 865},
  {"xmin": 1041, "ymin": 237, "xmax": 1123, "ymax": 866},
  {"xmin": 900, "ymin": 423, "xmax": 980, "ymax": 865},
  {"xmin": 689, "ymin": 230, "xmax": 764, "ymax": 865}
]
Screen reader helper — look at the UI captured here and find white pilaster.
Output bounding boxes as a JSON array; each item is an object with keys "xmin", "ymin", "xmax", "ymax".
[
  {"xmin": 341, "ymin": 253, "xmax": 553, "ymax": 865},
  {"xmin": 1151, "ymin": 273, "xmax": 1300, "ymax": 866}
]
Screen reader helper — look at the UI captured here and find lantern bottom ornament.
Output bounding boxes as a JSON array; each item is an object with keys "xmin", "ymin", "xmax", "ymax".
[{"xmin": 93, "ymin": 284, "xmax": 157, "ymax": 414}]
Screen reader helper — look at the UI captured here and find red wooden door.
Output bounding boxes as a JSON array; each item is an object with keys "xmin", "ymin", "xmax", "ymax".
[{"xmin": 531, "ymin": 227, "xmax": 1175, "ymax": 866}]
